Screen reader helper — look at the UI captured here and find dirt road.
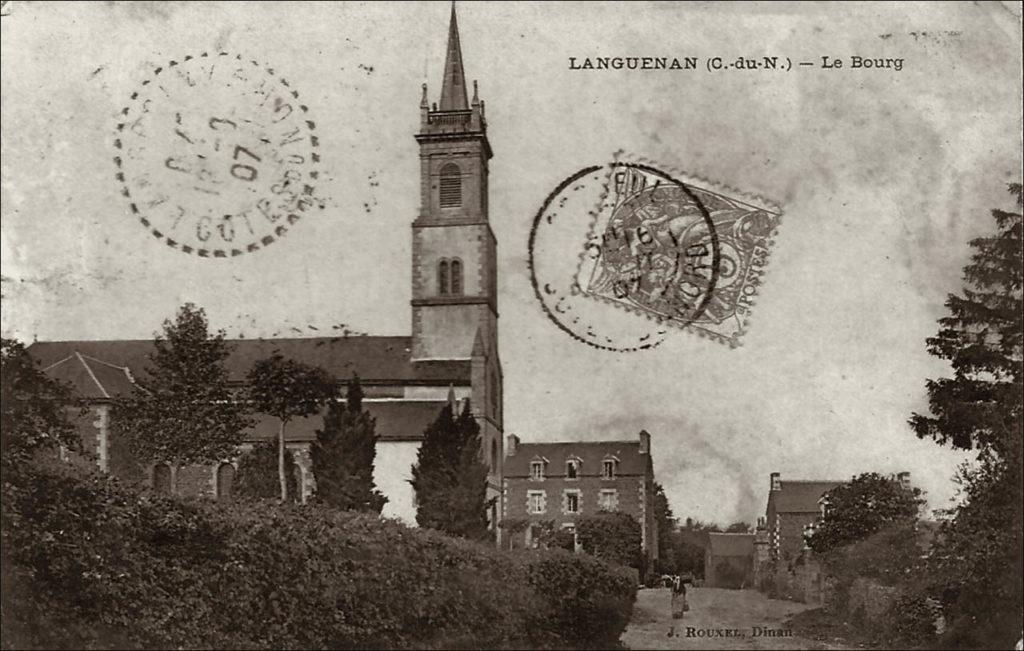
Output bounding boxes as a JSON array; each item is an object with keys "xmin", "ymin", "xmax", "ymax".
[{"xmin": 621, "ymin": 587, "xmax": 850, "ymax": 650}]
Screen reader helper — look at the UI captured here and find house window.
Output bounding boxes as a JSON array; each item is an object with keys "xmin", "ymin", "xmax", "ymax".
[
  {"xmin": 602, "ymin": 459, "xmax": 617, "ymax": 480},
  {"xmin": 216, "ymin": 462, "xmax": 235, "ymax": 500},
  {"xmin": 530, "ymin": 460, "xmax": 545, "ymax": 480},
  {"xmin": 565, "ymin": 459, "xmax": 579, "ymax": 479},
  {"xmin": 439, "ymin": 163, "xmax": 461, "ymax": 208},
  {"xmin": 564, "ymin": 491, "xmax": 580, "ymax": 514},
  {"xmin": 528, "ymin": 490, "xmax": 546, "ymax": 514},
  {"xmin": 450, "ymin": 258, "xmax": 463, "ymax": 295},
  {"xmin": 599, "ymin": 489, "xmax": 618, "ymax": 511},
  {"xmin": 153, "ymin": 463, "xmax": 172, "ymax": 495}
]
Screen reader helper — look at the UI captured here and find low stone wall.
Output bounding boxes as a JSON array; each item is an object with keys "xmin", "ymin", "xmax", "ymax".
[{"xmin": 760, "ymin": 556, "xmax": 828, "ymax": 605}]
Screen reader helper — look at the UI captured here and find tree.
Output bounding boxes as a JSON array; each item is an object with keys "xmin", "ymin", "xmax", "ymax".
[
  {"xmin": 909, "ymin": 183, "xmax": 1023, "ymax": 647},
  {"xmin": 0, "ymin": 338, "xmax": 77, "ymax": 464},
  {"xmin": 724, "ymin": 521, "xmax": 753, "ymax": 533},
  {"xmin": 112, "ymin": 304, "xmax": 249, "ymax": 471},
  {"xmin": 576, "ymin": 511, "xmax": 642, "ymax": 570},
  {"xmin": 234, "ymin": 441, "xmax": 299, "ymax": 502},
  {"xmin": 310, "ymin": 375, "xmax": 386, "ymax": 513},
  {"xmin": 806, "ymin": 473, "xmax": 923, "ymax": 554},
  {"xmin": 246, "ymin": 353, "xmax": 334, "ymax": 503},
  {"xmin": 651, "ymin": 483, "xmax": 675, "ymax": 572},
  {"xmin": 410, "ymin": 398, "xmax": 492, "ymax": 540}
]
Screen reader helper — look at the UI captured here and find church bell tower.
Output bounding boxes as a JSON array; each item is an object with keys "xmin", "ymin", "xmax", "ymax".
[
  {"xmin": 412, "ymin": 3, "xmax": 496, "ymax": 364},
  {"xmin": 412, "ymin": 4, "xmax": 503, "ymax": 527}
]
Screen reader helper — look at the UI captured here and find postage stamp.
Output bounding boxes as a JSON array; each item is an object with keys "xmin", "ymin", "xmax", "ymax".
[
  {"xmin": 530, "ymin": 154, "xmax": 782, "ymax": 350},
  {"xmin": 113, "ymin": 52, "xmax": 324, "ymax": 257}
]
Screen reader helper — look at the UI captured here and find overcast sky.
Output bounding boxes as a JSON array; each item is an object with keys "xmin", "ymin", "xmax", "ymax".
[{"xmin": 2, "ymin": 1, "xmax": 1021, "ymax": 525}]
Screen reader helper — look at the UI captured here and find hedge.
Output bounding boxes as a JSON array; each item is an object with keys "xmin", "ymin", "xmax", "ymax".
[{"xmin": 1, "ymin": 458, "xmax": 635, "ymax": 649}]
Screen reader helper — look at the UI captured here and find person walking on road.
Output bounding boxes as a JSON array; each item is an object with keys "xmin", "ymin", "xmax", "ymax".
[{"xmin": 670, "ymin": 575, "xmax": 688, "ymax": 619}]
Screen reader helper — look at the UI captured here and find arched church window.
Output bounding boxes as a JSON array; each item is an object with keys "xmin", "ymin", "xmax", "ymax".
[
  {"xmin": 450, "ymin": 259, "xmax": 463, "ymax": 295},
  {"xmin": 216, "ymin": 462, "xmax": 235, "ymax": 500},
  {"xmin": 439, "ymin": 163, "xmax": 461, "ymax": 208},
  {"xmin": 153, "ymin": 463, "xmax": 172, "ymax": 495},
  {"xmin": 438, "ymin": 259, "xmax": 450, "ymax": 296}
]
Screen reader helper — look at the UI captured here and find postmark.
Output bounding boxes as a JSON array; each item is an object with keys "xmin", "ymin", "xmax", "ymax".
[
  {"xmin": 529, "ymin": 154, "xmax": 782, "ymax": 350},
  {"xmin": 530, "ymin": 164, "xmax": 671, "ymax": 352},
  {"xmin": 113, "ymin": 52, "xmax": 324, "ymax": 257}
]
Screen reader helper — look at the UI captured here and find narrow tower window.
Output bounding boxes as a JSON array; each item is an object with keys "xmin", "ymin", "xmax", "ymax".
[
  {"xmin": 439, "ymin": 163, "xmax": 461, "ymax": 208},
  {"xmin": 450, "ymin": 259, "xmax": 463, "ymax": 295},
  {"xmin": 438, "ymin": 259, "xmax": 450, "ymax": 296}
]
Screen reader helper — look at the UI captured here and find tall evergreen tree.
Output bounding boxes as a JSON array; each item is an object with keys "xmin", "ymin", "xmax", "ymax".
[
  {"xmin": 410, "ymin": 398, "xmax": 492, "ymax": 540},
  {"xmin": 311, "ymin": 375, "xmax": 387, "ymax": 513},
  {"xmin": 909, "ymin": 183, "xmax": 1022, "ymax": 647},
  {"xmin": 112, "ymin": 304, "xmax": 249, "ymax": 470}
]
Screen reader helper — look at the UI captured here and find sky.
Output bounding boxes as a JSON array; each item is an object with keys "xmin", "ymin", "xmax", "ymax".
[{"xmin": 2, "ymin": 1, "xmax": 1021, "ymax": 525}]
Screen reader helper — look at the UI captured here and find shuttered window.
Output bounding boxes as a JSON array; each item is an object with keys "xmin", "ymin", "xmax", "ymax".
[{"xmin": 439, "ymin": 163, "xmax": 461, "ymax": 208}]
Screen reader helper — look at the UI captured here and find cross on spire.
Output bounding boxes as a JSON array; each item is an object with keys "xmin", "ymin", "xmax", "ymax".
[{"xmin": 438, "ymin": 1, "xmax": 469, "ymax": 110}]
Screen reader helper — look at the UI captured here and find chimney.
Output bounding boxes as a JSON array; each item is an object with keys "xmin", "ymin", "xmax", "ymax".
[
  {"xmin": 770, "ymin": 472, "xmax": 781, "ymax": 491},
  {"xmin": 506, "ymin": 434, "xmax": 520, "ymax": 457},
  {"xmin": 638, "ymin": 429, "xmax": 651, "ymax": 455},
  {"xmin": 896, "ymin": 471, "xmax": 911, "ymax": 489}
]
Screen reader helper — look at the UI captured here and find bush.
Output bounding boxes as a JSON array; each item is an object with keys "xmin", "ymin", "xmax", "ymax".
[
  {"xmin": 234, "ymin": 440, "xmax": 299, "ymax": 502},
  {"xmin": 1, "ymin": 458, "xmax": 635, "ymax": 649}
]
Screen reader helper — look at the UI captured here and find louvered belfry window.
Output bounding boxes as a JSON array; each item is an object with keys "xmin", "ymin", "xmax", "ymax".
[{"xmin": 439, "ymin": 163, "xmax": 461, "ymax": 208}]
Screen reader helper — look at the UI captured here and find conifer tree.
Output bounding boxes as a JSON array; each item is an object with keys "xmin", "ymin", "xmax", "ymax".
[
  {"xmin": 910, "ymin": 183, "xmax": 1022, "ymax": 647},
  {"xmin": 311, "ymin": 375, "xmax": 387, "ymax": 513},
  {"xmin": 411, "ymin": 397, "xmax": 492, "ymax": 540}
]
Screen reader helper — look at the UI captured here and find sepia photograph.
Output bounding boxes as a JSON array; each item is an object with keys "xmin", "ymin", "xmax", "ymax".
[{"xmin": 1, "ymin": 1, "xmax": 1021, "ymax": 649}]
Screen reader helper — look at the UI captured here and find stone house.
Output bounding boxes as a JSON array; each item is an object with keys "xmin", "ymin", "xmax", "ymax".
[
  {"xmin": 763, "ymin": 472, "xmax": 845, "ymax": 563},
  {"xmin": 501, "ymin": 430, "xmax": 658, "ymax": 567}
]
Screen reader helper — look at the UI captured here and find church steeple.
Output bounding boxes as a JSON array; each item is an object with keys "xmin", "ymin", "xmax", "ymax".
[{"xmin": 439, "ymin": 2, "xmax": 469, "ymax": 111}]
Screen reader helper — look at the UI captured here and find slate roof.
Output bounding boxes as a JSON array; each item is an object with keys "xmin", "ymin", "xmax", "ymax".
[
  {"xmin": 248, "ymin": 400, "xmax": 449, "ymax": 442},
  {"xmin": 27, "ymin": 337, "xmax": 471, "ymax": 386},
  {"xmin": 707, "ymin": 533, "xmax": 755, "ymax": 557},
  {"xmin": 40, "ymin": 352, "xmax": 135, "ymax": 400},
  {"xmin": 772, "ymin": 481, "xmax": 844, "ymax": 513},
  {"xmin": 505, "ymin": 440, "xmax": 650, "ymax": 478}
]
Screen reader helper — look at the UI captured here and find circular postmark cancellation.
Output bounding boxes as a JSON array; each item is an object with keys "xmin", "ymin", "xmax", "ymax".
[
  {"xmin": 530, "ymin": 163, "xmax": 720, "ymax": 352},
  {"xmin": 530, "ymin": 157, "xmax": 782, "ymax": 350},
  {"xmin": 113, "ymin": 52, "xmax": 323, "ymax": 257}
]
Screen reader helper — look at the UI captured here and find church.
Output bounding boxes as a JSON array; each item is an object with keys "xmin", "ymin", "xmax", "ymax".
[{"xmin": 26, "ymin": 5, "xmax": 504, "ymax": 531}]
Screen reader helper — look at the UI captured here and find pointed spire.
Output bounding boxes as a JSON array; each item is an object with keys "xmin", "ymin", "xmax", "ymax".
[
  {"xmin": 447, "ymin": 384, "xmax": 457, "ymax": 411},
  {"xmin": 420, "ymin": 83, "xmax": 428, "ymax": 109},
  {"xmin": 438, "ymin": 2, "xmax": 469, "ymax": 110},
  {"xmin": 471, "ymin": 79, "xmax": 479, "ymax": 106}
]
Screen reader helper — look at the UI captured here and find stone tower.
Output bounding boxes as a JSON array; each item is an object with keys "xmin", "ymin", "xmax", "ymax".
[{"xmin": 412, "ymin": 3, "xmax": 504, "ymax": 528}]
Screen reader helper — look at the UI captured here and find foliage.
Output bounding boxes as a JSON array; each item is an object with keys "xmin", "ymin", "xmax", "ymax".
[
  {"xmin": 234, "ymin": 440, "xmax": 299, "ymax": 503},
  {"xmin": 651, "ymin": 482, "xmax": 675, "ymax": 570},
  {"xmin": 657, "ymin": 517, "xmax": 718, "ymax": 578},
  {"xmin": 909, "ymin": 183, "xmax": 1023, "ymax": 648},
  {"xmin": 0, "ymin": 338, "xmax": 78, "ymax": 464},
  {"xmin": 310, "ymin": 376, "xmax": 386, "ymax": 513},
  {"xmin": 724, "ymin": 521, "xmax": 753, "ymax": 533},
  {"xmin": 410, "ymin": 400, "xmax": 492, "ymax": 541},
  {"xmin": 576, "ymin": 510, "xmax": 642, "ymax": 570},
  {"xmin": 1, "ymin": 456, "xmax": 635, "ymax": 650},
  {"xmin": 807, "ymin": 472, "xmax": 924, "ymax": 553},
  {"xmin": 246, "ymin": 352, "xmax": 334, "ymax": 502},
  {"xmin": 111, "ymin": 304, "xmax": 249, "ymax": 467}
]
